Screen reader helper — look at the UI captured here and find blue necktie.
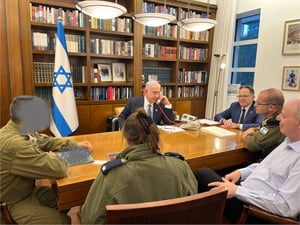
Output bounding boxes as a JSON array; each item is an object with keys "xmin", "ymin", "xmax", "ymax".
[
  {"xmin": 147, "ymin": 104, "xmax": 152, "ymax": 118},
  {"xmin": 240, "ymin": 108, "xmax": 246, "ymax": 124}
]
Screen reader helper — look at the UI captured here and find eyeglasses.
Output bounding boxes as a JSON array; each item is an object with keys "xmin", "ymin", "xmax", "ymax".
[{"xmin": 237, "ymin": 95, "xmax": 252, "ymax": 98}]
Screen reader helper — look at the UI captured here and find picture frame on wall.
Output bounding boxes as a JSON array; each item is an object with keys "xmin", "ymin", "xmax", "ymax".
[
  {"xmin": 98, "ymin": 63, "xmax": 112, "ymax": 82},
  {"xmin": 281, "ymin": 66, "xmax": 300, "ymax": 91},
  {"xmin": 112, "ymin": 63, "xmax": 126, "ymax": 82},
  {"xmin": 282, "ymin": 19, "xmax": 300, "ymax": 55}
]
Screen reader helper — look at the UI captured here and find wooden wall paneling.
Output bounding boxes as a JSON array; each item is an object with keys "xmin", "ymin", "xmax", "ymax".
[
  {"xmin": 0, "ymin": 0, "xmax": 10, "ymax": 127},
  {"xmin": 132, "ymin": 0, "xmax": 143, "ymax": 97},
  {"xmin": 89, "ymin": 105, "xmax": 113, "ymax": 133},
  {"xmin": 19, "ymin": 0, "xmax": 34, "ymax": 95},
  {"xmin": 174, "ymin": 100, "xmax": 191, "ymax": 118},
  {"xmin": 191, "ymin": 99, "xmax": 206, "ymax": 119},
  {"xmin": 74, "ymin": 105, "xmax": 91, "ymax": 135},
  {"xmin": 5, "ymin": 0, "xmax": 24, "ymax": 98}
]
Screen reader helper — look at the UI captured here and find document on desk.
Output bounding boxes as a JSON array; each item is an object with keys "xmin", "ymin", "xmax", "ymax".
[
  {"xmin": 157, "ymin": 125, "xmax": 185, "ymax": 133},
  {"xmin": 197, "ymin": 119, "xmax": 220, "ymax": 125},
  {"xmin": 200, "ymin": 126, "xmax": 236, "ymax": 138}
]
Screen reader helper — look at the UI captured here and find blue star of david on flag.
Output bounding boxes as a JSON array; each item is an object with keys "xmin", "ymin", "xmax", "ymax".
[
  {"xmin": 53, "ymin": 65, "xmax": 73, "ymax": 93},
  {"xmin": 50, "ymin": 18, "xmax": 78, "ymax": 137}
]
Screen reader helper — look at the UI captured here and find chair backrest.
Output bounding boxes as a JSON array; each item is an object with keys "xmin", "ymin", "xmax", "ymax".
[
  {"xmin": 0, "ymin": 202, "xmax": 17, "ymax": 224},
  {"xmin": 237, "ymin": 204, "xmax": 299, "ymax": 224},
  {"xmin": 105, "ymin": 186, "xmax": 227, "ymax": 224}
]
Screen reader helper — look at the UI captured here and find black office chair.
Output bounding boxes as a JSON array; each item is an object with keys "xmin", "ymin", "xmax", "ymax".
[{"xmin": 0, "ymin": 202, "xmax": 17, "ymax": 224}]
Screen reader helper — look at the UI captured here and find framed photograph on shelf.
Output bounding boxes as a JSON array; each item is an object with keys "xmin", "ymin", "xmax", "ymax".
[
  {"xmin": 112, "ymin": 63, "xmax": 126, "ymax": 82},
  {"xmin": 98, "ymin": 63, "xmax": 112, "ymax": 82},
  {"xmin": 282, "ymin": 19, "xmax": 300, "ymax": 55},
  {"xmin": 281, "ymin": 66, "xmax": 300, "ymax": 91}
]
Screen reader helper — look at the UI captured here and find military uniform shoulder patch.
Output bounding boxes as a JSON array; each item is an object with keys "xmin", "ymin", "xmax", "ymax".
[
  {"xmin": 101, "ymin": 159, "xmax": 125, "ymax": 175},
  {"xmin": 164, "ymin": 152, "xmax": 185, "ymax": 161}
]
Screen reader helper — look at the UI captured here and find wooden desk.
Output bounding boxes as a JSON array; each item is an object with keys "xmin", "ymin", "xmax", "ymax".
[{"xmin": 56, "ymin": 129, "xmax": 258, "ymax": 210}]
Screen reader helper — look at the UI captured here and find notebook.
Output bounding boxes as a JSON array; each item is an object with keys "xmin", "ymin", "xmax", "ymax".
[
  {"xmin": 57, "ymin": 145, "xmax": 94, "ymax": 166},
  {"xmin": 200, "ymin": 126, "xmax": 237, "ymax": 138}
]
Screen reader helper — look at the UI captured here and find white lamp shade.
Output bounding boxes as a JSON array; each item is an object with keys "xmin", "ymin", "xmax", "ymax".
[
  {"xmin": 134, "ymin": 13, "xmax": 176, "ymax": 27},
  {"xmin": 181, "ymin": 18, "xmax": 217, "ymax": 32},
  {"xmin": 76, "ymin": 1, "xmax": 127, "ymax": 19}
]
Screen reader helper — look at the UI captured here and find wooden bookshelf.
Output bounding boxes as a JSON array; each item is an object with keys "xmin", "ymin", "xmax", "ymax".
[{"xmin": 1, "ymin": 0, "xmax": 217, "ymax": 134}]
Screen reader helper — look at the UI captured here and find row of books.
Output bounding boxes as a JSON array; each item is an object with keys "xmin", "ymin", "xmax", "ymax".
[
  {"xmin": 33, "ymin": 62, "xmax": 86, "ymax": 83},
  {"xmin": 143, "ymin": 2, "xmax": 177, "ymax": 17},
  {"xmin": 35, "ymin": 87, "xmax": 52, "ymax": 101},
  {"xmin": 178, "ymin": 69, "xmax": 208, "ymax": 83},
  {"xmin": 179, "ymin": 46, "xmax": 208, "ymax": 61},
  {"xmin": 35, "ymin": 86, "xmax": 86, "ymax": 101},
  {"xmin": 32, "ymin": 32, "xmax": 54, "ymax": 51},
  {"xmin": 143, "ymin": 44, "xmax": 177, "ymax": 59},
  {"xmin": 30, "ymin": 3, "xmax": 86, "ymax": 27},
  {"xmin": 177, "ymin": 86, "xmax": 205, "ymax": 98},
  {"xmin": 90, "ymin": 39, "xmax": 133, "ymax": 56},
  {"xmin": 32, "ymin": 32, "xmax": 85, "ymax": 53},
  {"xmin": 72, "ymin": 65, "xmax": 86, "ymax": 83},
  {"xmin": 143, "ymin": 25, "xmax": 177, "ymax": 38},
  {"xmin": 179, "ymin": 29, "xmax": 209, "ymax": 42},
  {"xmin": 35, "ymin": 85, "xmax": 205, "ymax": 102},
  {"xmin": 90, "ymin": 17, "xmax": 133, "ymax": 33},
  {"xmin": 161, "ymin": 86, "xmax": 173, "ymax": 99},
  {"xmin": 91, "ymin": 87, "xmax": 133, "ymax": 101},
  {"xmin": 180, "ymin": 8, "xmax": 209, "ymax": 20},
  {"xmin": 142, "ymin": 67, "xmax": 172, "ymax": 83},
  {"xmin": 34, "ymin": 62, "xmax": 54, "ymax": 83}
]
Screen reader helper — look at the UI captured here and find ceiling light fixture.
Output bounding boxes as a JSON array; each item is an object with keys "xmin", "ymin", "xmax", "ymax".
[
  {"xmin": 76, "ymin": 0, "xmax": 127, "ymax": 20},
  {"xmin": 180, "ymin": 0, "xmax": 217, "ymax": 32},
  {"xmin": 133, "ymin": 0, "xmax": 176, "ymax": 27}
]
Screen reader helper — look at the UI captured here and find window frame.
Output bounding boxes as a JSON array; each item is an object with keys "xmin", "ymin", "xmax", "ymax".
[{"xmin": 230, "ymin": 8, "xmax": 261, "ymax": 86}]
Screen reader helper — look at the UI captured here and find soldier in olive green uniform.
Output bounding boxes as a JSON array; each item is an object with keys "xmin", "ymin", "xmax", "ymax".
[
  {"xmin": 0, "ymin": 96, "xmax": 92, "ymax": 224},
  {"xmin": 81, "ymin": 109, "xmax": 197, "ymax": 225},
  {"xmin": 242, "ymin": 89, "xmax": 285, "ymax": 159}
]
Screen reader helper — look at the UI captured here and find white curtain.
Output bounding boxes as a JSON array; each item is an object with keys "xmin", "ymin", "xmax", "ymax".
[{"xmin": 205, "ymin": 0, "xmax": 237, "ymax": 119}]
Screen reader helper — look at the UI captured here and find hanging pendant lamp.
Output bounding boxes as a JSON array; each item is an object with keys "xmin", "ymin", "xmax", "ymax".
[
  {"xmin": 76, "ymin": 0, "xmax": 127, "ymax": 19},
  {"xmin": 133, "ymin": 0, "xmax": 176, "ymax": 27},
  {"xmin": 180, "ymin": 0, "xmax": 217, "ymax": 32}
]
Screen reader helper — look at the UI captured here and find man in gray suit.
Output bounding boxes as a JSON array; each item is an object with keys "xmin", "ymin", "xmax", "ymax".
[{"xmin": 118, "ymin": 80, "xmax": 174, "ymax": 128}]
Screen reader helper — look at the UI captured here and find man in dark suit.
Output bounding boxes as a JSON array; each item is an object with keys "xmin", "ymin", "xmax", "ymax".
[
  {"xmin": 118, "ymin": 80, "xmax": 174, "ymax": 128},
  {"xmin": 214, "ymin": 85, "xmax": 264, "ymax": 131}
]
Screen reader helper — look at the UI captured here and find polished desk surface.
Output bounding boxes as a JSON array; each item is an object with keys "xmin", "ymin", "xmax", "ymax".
[{"xmin": 56, "ymin": 128, "xmax": 258, "ymax": 210}]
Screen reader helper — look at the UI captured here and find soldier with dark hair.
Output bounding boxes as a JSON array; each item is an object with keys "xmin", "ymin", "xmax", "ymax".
[{"xmin": 81, "ymin": 108, "xmax": 197, "ymax": 224}]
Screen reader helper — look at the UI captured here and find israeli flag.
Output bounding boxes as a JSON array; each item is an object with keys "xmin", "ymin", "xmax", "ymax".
[{"xmin": 50, "ymin": 18, "xmax": 79, "ymax": 137}]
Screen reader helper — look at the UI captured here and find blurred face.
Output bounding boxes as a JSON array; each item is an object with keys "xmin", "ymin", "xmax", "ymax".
[
  {"xmin": 276, "ymin": 102, "xmax": 299, "ymax": 141},
  {"xmin": 254, "ymin": 93, "xmax": 270, "ymax": 116},
  {"xmin": 145, "ymin": 83, "xmax": 161, "ymax": 103},
  {"xmin": 237, "ymin": 88, "xmax": 254, "ymax": 108}
]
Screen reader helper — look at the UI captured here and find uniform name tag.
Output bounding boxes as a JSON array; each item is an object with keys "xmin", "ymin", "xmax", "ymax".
[{"xmin": 260, "ymin": 126, "xmax": 269, "ymax": 135}]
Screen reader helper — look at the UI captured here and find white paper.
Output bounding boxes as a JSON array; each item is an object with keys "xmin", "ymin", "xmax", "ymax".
[
  {"xmin": 157, "ymin": 125, "xmax": 185, "ymax": 133},
  {"xmin": 197, "ymin": 119, "xmax": 220, "ymax": 125}
]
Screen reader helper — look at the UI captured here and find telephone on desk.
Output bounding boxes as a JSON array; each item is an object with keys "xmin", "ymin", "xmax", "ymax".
[{"xmin": 179, "ymin": 114, "xmax": 200, "ymax": 131}]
